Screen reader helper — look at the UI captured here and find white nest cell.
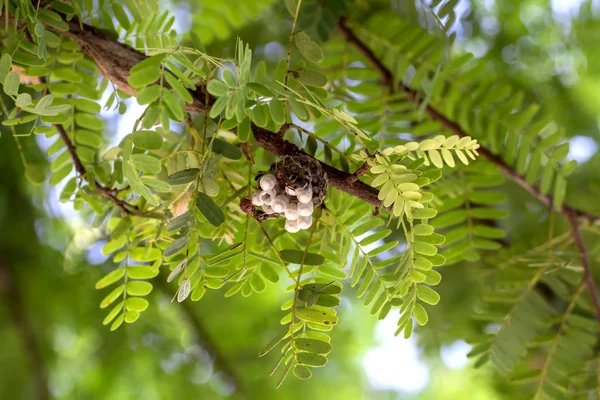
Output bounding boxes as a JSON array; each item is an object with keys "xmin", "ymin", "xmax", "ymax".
[
  {"xmin": 285, "ymin": 219, "xmax": 301, "ymax": 233},
  {"xmin": 271, "ymin": 195, "xmax": 289, "ymax": 213},
  {"xmin": 251, "ymin": 190, "xmax": 263, "ymax": 206},
  {"xmin": 297, "ymin": 201, "xmax": 313, "ymax": 217},
  {"xmin": 259, "ymin": 189, "xmax": 275, "ymax": 205},
  {"xmin": 298, "ymin": 215, "xmax": 312, "ymax": 230},
  {"xmin": 284, "ymin": 202, "xmax": 299, "ymax": 221},
  {"xmin": 259, "ymin": 174, "xmax": 277, "ymax": 192},
  {"xmin": 297, "ymin": 186, "xmax": 313, "ymax": 204}
]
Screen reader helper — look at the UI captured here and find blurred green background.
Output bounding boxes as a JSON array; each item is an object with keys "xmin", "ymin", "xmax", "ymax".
[{"xmin": 1, "ymin": 0, "xmax": 599, "ymax": 398}]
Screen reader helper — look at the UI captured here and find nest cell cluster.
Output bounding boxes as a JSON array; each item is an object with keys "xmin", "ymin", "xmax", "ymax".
[{"xmin": 251, "ymin": 154, "xmax": 328, "ymax": 233}]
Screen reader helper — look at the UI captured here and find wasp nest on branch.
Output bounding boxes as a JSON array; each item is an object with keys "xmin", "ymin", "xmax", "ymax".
[{"xmin": 251, "ymin": 154, "xmax": 328, "ymax": 233}]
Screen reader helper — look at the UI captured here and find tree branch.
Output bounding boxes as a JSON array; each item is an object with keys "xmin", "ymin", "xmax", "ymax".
[
  {"xmin": 337, "ymin": 17, "xmax": 600, "ymax": 323},
  {"xmin": 336, "ymin": 17, "xmax": 600, "ymax": 224},
  {"xmin": 40, "ymin": 9, "xmax": 383, "ymax": 208},
  {"xmin": 0, "ymin": 259, "xmax": 50, "ymax": 400}
]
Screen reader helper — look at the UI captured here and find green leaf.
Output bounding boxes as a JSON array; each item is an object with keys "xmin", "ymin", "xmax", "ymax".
[
  {"xmin": 127, "ymin": 266, "xmax": 159, "ymax": 279},
  {"xmin": 53, "ymin": 68, "xmax": 83, "ymax": 83},
  {"xmin": 95, "ymin": 268, "xmax": 126, "ymax": 289},
  {"xmin": 294, "ymin": 31, "xmax": 323, "ymax": 63},
  {"xmin": 413, "ymin": 303, "xmax": 429, "ymax": 325},
  {"xmin": 127, "ymin": 281, "xmax": 153, "ymax": 296},
  {"xmin": 163, "ymin": 90, "xmax": 185, "ymax": 121},
  {"xmin": 258, "ymin": 328, "xmax": 288, "ymax": 357},
  {"xmin": 125, "ymin": 297, "xmax": 149, "ymax": 312},
  {"xmin": 412, "ymin": 208, "xmax": 437, "ymax": 219},
  {"xmin": 302, "ymin": 283, "xmax": 342, "ymax": 295},
  {"xmin": 207, "ymin": 80, "xmax": 229, "ymax": 97},
  {"xmin": 140, "ymin": 176, "xmax": 171, "ymax": 193},
  {"xmin": 288, "ymin": 97, "xmax": 308, "ymax": 120},
  {"xmin": 164, "ymin": 236, "xmax": 188, "ymax": 257},
  {"xmin": 0, "ymin": 53, "xmax": 12, "ymax": 83},
  {"xmin": 165, "ymin": 72, "xmax": 193, "ymax": 103},
  {"xmin": 196, "ymin": 192, "xmax": 225, "ymax": 227},
  {"xmin": 25, "ymin": 164, "xmax": 45, "ymax": 185},
  {"xmin": 131, "ymin": 154, "xmax": 162, "ymax": 174},
  {"xmin": 113, "ymin": 3, "xmax": 131, "ymax": 29},
  {"xmin": 295, "ymin": 338, "xmax": 332, "ymax": 355},
  {"xmin": 103, "ymin": 304, "xmax": 123, "ymax": 325},
  {"xmin": 15, "ymin": 93, "xmax": 32, "ymax": 107},
  {"xmin": 469, "ymin": 191, "xmax": 507, "ymax": 205},
  {"xmin": 124, "ymin": 310, "xmax": 140, "ymax": 323},
  {"xmin": 100, "ymin": 285, "xmax": 125, "ymax": 309},
  {"xmin": 221, "ymin": 68, "xmax": 238, "ymax": 87},
  {"xmin": 190, "ymin": 31, "xmax": 206, "ymax": 52},
  {"xmin": 128, "ymin": 67, "xmax": 160, "ymax": 88},
  {"xmin": 472, "ymin": 225, "xmax": 506, "ymax": 239},
  {"xmin": 260, "ymin": 264, "xmax": 279, "ymax": 283},
  {"xmin": 297, "ymin": 67, "xmax": 328, "ymax": 87},
  {"xmin": 137, "ymin": 86, "xmax": 162, "ymax": 105},
  {"xmin": 295, "ymin": 307, "xmax": 338, "ymax": 326},
  {"xmin": 130, "ymin": 54, "xmax": 167, "ymax": 75},
  {"xmin": 3, "ymin": 71, "xmax": 20, "ymax": 95},
  {"xmin": 413, "ymin": 224, "xmax": 434, "ymax": 236},
  {"xmin": 110, "ymin": 314, "xmax": 125, "ymax": 331},
  {"xmin": 167, "ymin": 212, "xmax": 191, "ymax": 232},
  {"xmin": 414, "ymin": 242, "xmax": 438, "ymax": 256},
  {"xmin": 35, "ymin": 94, "xmax": 54, "ymax": 112},
  {"xmin": 280, "ymin": 250, "xmax": 325, "ymax": 266},
  {"xmin": 129, "ymin": 247, "xmax": 161, "ymax": 262},
  {"xmin": 167, "ymin": 168, "xmax": 199, "ymax": 185},
  {"xmin": 211, "ymin": 137, "xmax": 242, "ymax": 160},
  {"xmin": 416, "ymin": 286, "xmax": 440, "ymax": 305},
  {"xmin": 269, "ymin": 99, "xmax": 285, "ymax": 125},
  {"xmin": 293, "ymin": 365, "xmax": 312, "ymax": 380},
  {"xmin": 237, "ymin": 118, "xmax": 251, "ymax": 142},
  {"xmin": 296, "ymin": 352, "xmax": 327, "ymax": 367},
  {"xmin": 132, "ymin": 130, "xmax": 163, "ymax": 150}
]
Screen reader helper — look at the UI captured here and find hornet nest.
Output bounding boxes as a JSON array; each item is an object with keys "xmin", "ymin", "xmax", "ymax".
[{"xmin": 250, "ymin": 154, "xmax": 328, "ymax": 232}]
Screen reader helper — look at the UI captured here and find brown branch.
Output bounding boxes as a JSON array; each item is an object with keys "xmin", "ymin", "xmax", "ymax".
[
  {"xmin": 46, "ymin": 15, "xmax": 209, "ymax": 114},
  {"xmin": 336, "ymin": 17, "xmax": 600, "ymax": 224},
  {"xmin": 0, "ymin": 259, "xmax": 50, "ymax": 400},
  {"xmin": 349, "ymin": 163, "xmax": 371, "ymax": 182},
  {"xmin": 566, "ymin": 210, "xmax": 600, "ymax": 322},
  {"xmin": 39, "ymin": 9, "xmax": 383, "ymax": 208}
]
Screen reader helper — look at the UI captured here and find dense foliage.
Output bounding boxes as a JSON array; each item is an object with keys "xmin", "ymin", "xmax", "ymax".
[{"xmin": 1, "ymin": 0, "xmax": 600, "ymax": 399}]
